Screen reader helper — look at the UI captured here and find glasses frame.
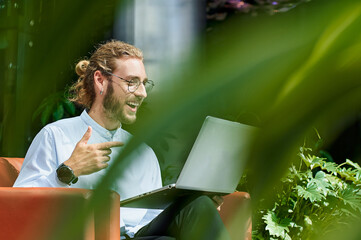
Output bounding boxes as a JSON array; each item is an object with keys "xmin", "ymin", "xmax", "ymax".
[{"xmin": 105, "ymin": 71, "xmax": 154, "ymax": 93}]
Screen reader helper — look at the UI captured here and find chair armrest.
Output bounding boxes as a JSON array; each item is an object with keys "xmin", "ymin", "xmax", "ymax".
[
  {"xmin": 1, "ymin": 157, "xmax": 24, "ymax": 172},
  {"xmin": 219, "ymin": 191, "xmax": 252, "ymax": 240},
  {"xmin": 0, "ymin": 187, "xmax": 120, "ymax": 240},
  {"xmin": 0, "ymin": 157, "xmax": 24, "ymax": 187}
]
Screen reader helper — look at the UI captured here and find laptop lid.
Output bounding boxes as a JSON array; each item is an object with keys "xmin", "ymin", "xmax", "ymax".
[{"xmin": 175, "ymin": 116, "xmax": 257, "ymax": 193}]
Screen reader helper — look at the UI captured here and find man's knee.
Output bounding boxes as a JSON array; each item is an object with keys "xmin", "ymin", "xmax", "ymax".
[
  {"xmin": 175, "ymin": 195, "xmax": 229, "ymax": 240},
  {"xmin": 192, "ymin": 195, "xmax": 214, "ymax": 206}
]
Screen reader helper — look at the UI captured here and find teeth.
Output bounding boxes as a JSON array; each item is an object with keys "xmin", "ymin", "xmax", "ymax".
[{"xmin": 127, "ymin": 102, "xmax": 139, "ymax": 107}]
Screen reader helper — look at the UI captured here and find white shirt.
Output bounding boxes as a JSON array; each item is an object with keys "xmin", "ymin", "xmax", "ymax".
[{"xmin": 14, "ymin": 110, "xmax": 163, "ymax": 235}]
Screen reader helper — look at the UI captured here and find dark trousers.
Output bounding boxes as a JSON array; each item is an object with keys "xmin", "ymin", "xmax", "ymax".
[{"xmin": 132, "ymin": 195, "xmax": 230, "ymax": 240}]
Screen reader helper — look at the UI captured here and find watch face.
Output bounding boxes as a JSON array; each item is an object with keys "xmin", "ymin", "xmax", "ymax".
[{"xmin": 57, "ymin": 165, "xmax": 74, "ymax": 184}]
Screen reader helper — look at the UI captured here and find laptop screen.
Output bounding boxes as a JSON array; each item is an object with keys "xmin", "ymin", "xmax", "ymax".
[{"xmin": 176, "ymin": 116, "xmax": 258, "ymax": 193}]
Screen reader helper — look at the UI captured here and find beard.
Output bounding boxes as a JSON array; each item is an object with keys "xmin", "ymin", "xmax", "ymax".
[{"xmin": 103, "ymin": 83, "xmax": 137, "ymax": 125}]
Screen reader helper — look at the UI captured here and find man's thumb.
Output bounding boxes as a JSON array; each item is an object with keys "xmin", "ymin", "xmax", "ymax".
[{"xmin": 80, "ymin": 126, "xmax": 92, "ymax": 144}]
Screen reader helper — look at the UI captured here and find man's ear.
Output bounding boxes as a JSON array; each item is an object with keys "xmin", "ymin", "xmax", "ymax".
[{"xmin": 94, "ymin": 70, "xmax": 106, "ymax": 94}]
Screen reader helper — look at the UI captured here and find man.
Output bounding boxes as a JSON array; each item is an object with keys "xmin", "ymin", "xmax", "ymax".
[{"xmin": 14, "ymin": 40, "xmax": 229, "ymax": 240}]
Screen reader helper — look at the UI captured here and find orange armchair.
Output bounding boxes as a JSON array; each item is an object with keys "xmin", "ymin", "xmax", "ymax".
[
  {"xmin": 0, "ymin": 157, "xmax": 251, "ymax": 240},
  {"xmin": 0, "ymin": 157, "xmax": 120, "ymax": 240},
  {"xmin": 220, "ymin": 192, "xmax": 252, "ymax": 240}
]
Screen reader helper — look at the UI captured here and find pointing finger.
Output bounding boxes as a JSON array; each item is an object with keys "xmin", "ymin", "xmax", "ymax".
[
  {"xmin": 79, "ymin": 126, "xmax": 92, "ymax": 144},
  {"xmin": 97, "ymin": 141, "xmax": 124, "ymax": 150}
]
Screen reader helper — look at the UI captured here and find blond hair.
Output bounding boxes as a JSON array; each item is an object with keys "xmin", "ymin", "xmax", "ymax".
[{"xmin": 69, "ymin": 40, "xmax": 143, "ymax": 109}]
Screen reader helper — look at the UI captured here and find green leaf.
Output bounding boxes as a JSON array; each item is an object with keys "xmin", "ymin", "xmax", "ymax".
[
  {"xmin": 304, "ymin": 215, "xmax": 312, "ymax": 226},
  {"xmin": 62, "ymin": 99, "xmax": 76, "ymax": 115},
  {"xmin": 355, "ymin": 169, "xmax": 361, "ymax": 182},
  {"xmin": 325, "ymin": 174, "xmax": 345, "ymax": 191},
  {"xmin": 34, "ymin": 91, "xmax": 68, "ymax": 125},
  {"xmin": 309, "ymin": 171, "xmax": 331, "ymax": 195},
  {"xmin": 310, "ymin": 157, "xmax": 326, "ymax": 170},
  {"xmin": 339, "ymin": 185, "xmax": 361, "ymax": 212},
  {"xmin": 320, "ymin": 161, "xmax": 338, "ymax": 175},
  {"xmin": 53, "ymin": 103, "xmax": 64, "ymax": 121},
  {"xmin": 340, "ymin": 208, "xmax": 360, "ymax": 218},
  {"xmin": 319, "ymin": 150, "xmax": 334, "ymax": 162},
  {"xmin": 300, "ymin": 153, "xmax": 328, "ymax": 170},
  {"xmin": 326, "ymin": 194, "xmax": 341, "ymax": 208},
  {"xmin": 338, "ymin": 167, "xmax": 358, "ymax": 182},
  {"xmin": 345, "ymin": 159, "xmax": 361, "ymax": 170},
  {"xmin": 41, "ymin": 102, "xmax": 55, "ymax": 126},
  {"xmin": 263, "ymin": 211, "xmax": 292, "ymax": 240},
  {"xmin": 299, "ymin": 152, "xmax": 312, "ymax": 168},
  {"xmin": 295, "ymin": 183, "xmax": 324, "ymax": 202},
  {"xmin": 32, "ymin": 99, "xmax": 50, "ymax": 121}
]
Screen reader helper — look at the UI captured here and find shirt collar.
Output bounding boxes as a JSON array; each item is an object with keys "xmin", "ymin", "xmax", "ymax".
[{"xmin": 80, "ymin": 110, "xmax": 122, "ymax": 139}]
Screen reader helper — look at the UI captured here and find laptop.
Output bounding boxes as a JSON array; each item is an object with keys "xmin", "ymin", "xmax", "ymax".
[{"xmin": 120, "ymin": 116, "xmax": 258, "ymax": 209}]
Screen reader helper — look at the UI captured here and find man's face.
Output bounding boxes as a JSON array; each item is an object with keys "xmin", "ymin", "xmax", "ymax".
[{"xmin": 103, "ymin": 57, "xmax": 147, "ymax": 125}]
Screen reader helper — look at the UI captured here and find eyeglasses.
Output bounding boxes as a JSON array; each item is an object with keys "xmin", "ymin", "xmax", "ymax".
[{"xmin": 105, "ymin": 72, "xmax": 155, "ymax": 93}]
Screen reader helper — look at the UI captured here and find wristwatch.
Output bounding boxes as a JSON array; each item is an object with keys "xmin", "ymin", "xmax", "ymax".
[{"xmin": 56, "ymin": 163, "xmax": 78, "ymax": 185}]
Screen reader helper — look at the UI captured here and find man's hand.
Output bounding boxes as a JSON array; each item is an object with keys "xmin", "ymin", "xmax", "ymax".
[{"xmin": 64, "ymin": 126, "xmax": 124, "ymax": 177}]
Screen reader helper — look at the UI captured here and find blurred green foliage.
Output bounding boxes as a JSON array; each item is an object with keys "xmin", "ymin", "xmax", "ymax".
[
  {"xmin": 0, "ymin": 0, "xmax": 116, "ymax": 155},
  {"xmin": 2, "ymin": 0, "xmax": 361, "ymax": 239},
  {"xmin": 32, "ymin": 91, "xmax": 77, "ymax": 126}
]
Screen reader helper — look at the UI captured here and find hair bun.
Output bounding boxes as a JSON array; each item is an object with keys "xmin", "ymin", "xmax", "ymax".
[{"xmin": 75, "ymin": 60, "xmax": 89, "ymax": 77}]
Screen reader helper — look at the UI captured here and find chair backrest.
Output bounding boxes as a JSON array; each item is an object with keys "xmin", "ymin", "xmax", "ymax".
[{"xmin": 0, "ymin": 157, "xmax": 24, "ymax": 187}]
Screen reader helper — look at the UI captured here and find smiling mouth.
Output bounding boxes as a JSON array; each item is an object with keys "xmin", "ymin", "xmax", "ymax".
[{"xmin": 126, "ymin": 101, "xmax": 140, "ymax": 111}]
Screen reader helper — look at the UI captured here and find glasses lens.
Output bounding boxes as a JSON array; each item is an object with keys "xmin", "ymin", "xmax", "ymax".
[
  {"xmin": 145, "ymin": 81, "xmax": 154, "ymax": 92},
  {"xmin": 128, "ymin": 80, "xmax": 154, "ymax": 93},
  {"xmin": 128, "ymin": 85, "xmax": 137, "ymax": 92},
  {"xmin": 128, "ymin": 79, "xmax": 139, "ymax": 92}
]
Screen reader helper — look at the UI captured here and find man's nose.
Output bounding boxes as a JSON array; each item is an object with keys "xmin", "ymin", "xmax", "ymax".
[{"xmin": 134, "ymin": 82, "xmax": 147, "ymax": 98}]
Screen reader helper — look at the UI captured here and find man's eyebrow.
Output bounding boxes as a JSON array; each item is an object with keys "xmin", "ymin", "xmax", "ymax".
[{"xmin": 127, "ymin": 75, "xmax": 149, "ymax": 82}]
